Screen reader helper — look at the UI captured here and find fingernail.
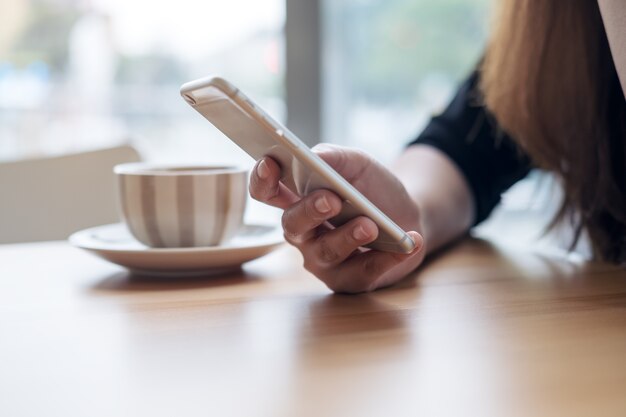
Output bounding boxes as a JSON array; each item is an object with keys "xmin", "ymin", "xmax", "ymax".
[
  {"xmin": 257, "ymin": 160, "xmax": 270, "ymax": 179},
  {"xmin": 411, "ymin": 232, "xmax": 424, "ymax": 252},
  {"xmin": 314, "ymin": 196, "xmax": 331, "ymax": 213},
  {"xmin": 352, "ymin": 225, "xmax": 369, "ymax": 241}
]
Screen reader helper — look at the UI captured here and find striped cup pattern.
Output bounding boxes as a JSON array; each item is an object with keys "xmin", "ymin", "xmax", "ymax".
[{"xmin": 115, "ymin": 164, "xmax": 247, "ymax": 248}]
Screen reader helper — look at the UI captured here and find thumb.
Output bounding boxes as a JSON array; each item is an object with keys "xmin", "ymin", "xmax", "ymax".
[{"xmin": 312, "ymin": 143, "xmax": 371, "ymax": 182}]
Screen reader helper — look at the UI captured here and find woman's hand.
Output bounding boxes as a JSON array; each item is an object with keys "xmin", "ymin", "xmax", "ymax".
[{"xmin": 249, "ymin": 144, "xmax": 426, "ymax": 293}]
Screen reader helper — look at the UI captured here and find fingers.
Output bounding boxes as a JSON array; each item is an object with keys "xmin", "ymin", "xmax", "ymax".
[
  {"xmin": 320, "ymin": 231, "xmax": 425, "ymax": 294},
  {"xmin": 281, "ymin": 190, "xmax": 343, "ymax": 244},
  {"xmin": 299, "ymin": 216, "xmax": 377, "ymax": 267},
  {"xmin": 249, "ymin": 157, "xmax": 299, "ymax": 209},
  {"xmin": 250, "ymin": 151, "xmax": 426, "ymax": 294}
]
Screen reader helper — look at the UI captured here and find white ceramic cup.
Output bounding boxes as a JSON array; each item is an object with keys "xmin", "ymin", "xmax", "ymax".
[{"xmin": 114, "ymin": 164, "xmax": 248, "ymax": 248}]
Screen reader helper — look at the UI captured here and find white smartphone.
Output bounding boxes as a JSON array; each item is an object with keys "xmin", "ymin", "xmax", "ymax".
[{"xmin": 180, "ymin": 76, "xmax": 415, "ymax": 253}]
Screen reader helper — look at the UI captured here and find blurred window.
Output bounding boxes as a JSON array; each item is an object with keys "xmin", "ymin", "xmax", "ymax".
[
  {"xmin": 1, "ymin": 0, "xmax": 491, "ymax": 166},
  {"xmin": 322, "ymin": 0, "xmax": 490, "ymax": 163},
  {"xmin": 1, "ymin": 0, "xmax": 549, "ymax": 235},
  {"xmin": 0, "ymin": 0, "xmax": 285, "ymax": 165}
]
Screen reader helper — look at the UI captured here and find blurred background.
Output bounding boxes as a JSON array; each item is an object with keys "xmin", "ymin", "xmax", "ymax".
[
  {"xmin": 0, "ymin": 0, "xmax": 490, "ymax": 166},
  {"xmin": 3, "ymin": 0, "xmax": 566, "ymax": 251}
]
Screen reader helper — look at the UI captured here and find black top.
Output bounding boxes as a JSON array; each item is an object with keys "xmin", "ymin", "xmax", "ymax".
[{"xmin": 409, "ymin": 71, "xmax": 532, "ymax": 225}]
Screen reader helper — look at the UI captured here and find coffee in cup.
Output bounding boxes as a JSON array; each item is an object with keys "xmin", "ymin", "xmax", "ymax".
[{"xmin": 114, "ymin": 164, "xmax": 247, "ymax": 248}]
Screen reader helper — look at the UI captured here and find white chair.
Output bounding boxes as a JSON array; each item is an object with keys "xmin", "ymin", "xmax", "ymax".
[{"xmin": 0, "ymin": 145, "xmax": 141, "ymax": 244}]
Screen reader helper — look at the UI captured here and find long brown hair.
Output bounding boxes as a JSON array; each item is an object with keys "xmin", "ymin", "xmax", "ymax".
[{"xmin": 481, "ymin": 0, "xmax": 626, "ymax": 263}]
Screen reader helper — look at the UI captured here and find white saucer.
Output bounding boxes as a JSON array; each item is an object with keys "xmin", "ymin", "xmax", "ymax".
[{"xmin": 69, "ymin": 223, "xmax": 284, "ymax": 276}]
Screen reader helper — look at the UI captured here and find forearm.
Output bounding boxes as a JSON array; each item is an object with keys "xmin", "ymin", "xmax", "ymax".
[
  {"xmin": 598, "ymin": 0, "xmax": 626, "ymax": 96},
  {"xmin": 392, "ymin": 144, "xmax": 475, "ymax": 254}
]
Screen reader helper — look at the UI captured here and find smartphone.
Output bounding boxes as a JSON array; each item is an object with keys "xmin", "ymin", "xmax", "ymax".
[{"xmin": 180, "ymin": 76, "xmax": 415, "ymax": 253}]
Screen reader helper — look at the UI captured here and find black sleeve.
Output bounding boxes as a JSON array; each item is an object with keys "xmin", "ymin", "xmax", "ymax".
[{"xmin": 408, "ymin": 71, "xmax": 532, "ymax": 225}]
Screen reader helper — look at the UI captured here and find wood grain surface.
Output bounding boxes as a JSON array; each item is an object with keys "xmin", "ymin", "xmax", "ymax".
[{"xmin": 0, "ymin": 238, "xmax": 625, "ymax": 417}]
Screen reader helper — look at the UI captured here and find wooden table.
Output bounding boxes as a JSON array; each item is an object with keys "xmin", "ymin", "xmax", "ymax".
[{"xmin": 1, "ymin": 238, "xmax": 625, "ymax": 417}]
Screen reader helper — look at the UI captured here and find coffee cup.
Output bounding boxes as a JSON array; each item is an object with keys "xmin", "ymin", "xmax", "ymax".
[{"xmin": 114, "ymin": 163, "xmax": 248, "ymax": 248}]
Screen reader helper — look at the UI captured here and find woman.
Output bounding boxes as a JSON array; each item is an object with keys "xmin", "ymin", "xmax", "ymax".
[{"xmin": 250, "ymin": 0, "xmax": 626, "ymax": 293}]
